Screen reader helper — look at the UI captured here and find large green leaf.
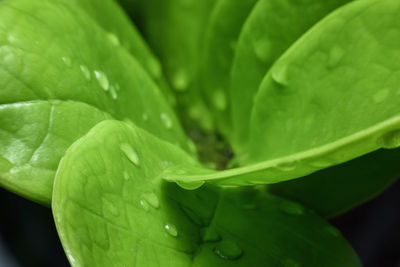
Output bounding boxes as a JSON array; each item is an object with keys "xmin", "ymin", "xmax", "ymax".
[
  {"xmin": 53, "ymin": 120, "xmax": 360, "ymax": 267},
  {"xmin": 0, "ymin": 0, "xmax": 191, "ymax": 203},
  {"xmin": 230, "ymin": 0, "xmax": 351, "ymax": 153},
  {"xmin": 199, "ymin": 0, "xmax": 258, "ymax": 137}
]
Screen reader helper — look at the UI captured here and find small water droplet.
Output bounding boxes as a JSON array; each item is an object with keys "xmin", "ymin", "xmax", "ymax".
[
  {"xmin": 373, "ymin": 89, "xmax": 389, "ymax": 103},
  {"xmin": 80, "ymin": 65, "xmax": 91, "ymax": 81},
  {"xmin": 62, "ymin": 56, "xmax": 72, "ymax": 67},
  {"xmin": 139, "ymin": 199, "xmax": 150, "ymax": 211},
  {"xmin": 282, "ymin": 258, "xmax": 301, "ymax": 267},
  {"xmin": 107, "ymin": 32, "xmax": 120, "ymax": 46},
  {"xmin": 123, "ymin": 171, "xmax": 130, "ymax": 181},
  {"xmin": 142, "ymin": 113, "xmax": 149, "ymax": 121},
  {"xmin": 280, "ymin": 201, "xmax": 304, "ymax": 215},
  {"xmin": 327, "ymin": 46, "xmax": 344, "ymax": 68},
  {"xmin": 142, "ymin": 192, "xmax": 159, "ymax": 208},
  {"xmin": 164, "ymin": 223, "xmax": 178, "ymax": 237},
  {"xmin": 377, "ymin": 130, "xmax": 400, "ymax": 148},
  {"xmin": 212, "ymin": 89, "xmax": 227, "ymax": 111},
  {"xmin": 276, "ymin": 160, "xmax": 297, "ymax": 171},
  {"xmin": 109, "ymin": 85, "xmax": 118, "ymax": 100},
  {"xmin": 308, "ymin": 159, "xmax": 332, "ymax": 169},
  {"xmin": 214, "ymin": 240, "xmax": 243, "ymax": 260},
  {"xmin": 271, "ymin": 64, "xmax": 289, "ymax": 87},
  {"xmin": 172, "ymin": 70, "xmax": 189, "ymax": 92},
  {"xmin": 94, "ymin": 70, "xmax": 110, "ymax": 91},
  {"xmin": 253, "ymin": 37, "xmax": 272, "ymax": 63},
  {"xmin": 324, "ymin": 226, "xmax": 340, "ymax": 237},
  {"xmin": 176, "ymin": 180, "xmax": 205, "ymax": 190},
  {"xmin": 202, "ymin": 228, "xmax": 221, "ymax": 242},
  {"xmin": 120, "ymin": 143, "xmax": 140, "ymax": 166},
  {"xmin": 160, "ymin": 113, "xmax": 173, "ymax": 129}
]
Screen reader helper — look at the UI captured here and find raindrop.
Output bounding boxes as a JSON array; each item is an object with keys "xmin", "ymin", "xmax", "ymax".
[
  {"xmin": 253, "ymin": 37, "xmax": 272, "ymax": 63},
  {"xmin": 280, "ymin": 201, "xmax": 304, "ymax": 215},
  {"xmin": 377, "ymin": 130, "xmax": 400, "ymax": 149},
  {"xmin": 160, "ymin": 113, "xmax": 173, "ymax": 129},
  {"xmin": 148, "ymin": 58, "xmax": 162, "ymax": 78},
  {"xmin": 212, "ymin": 89, "xmax": 227, "ymax": 111},
  {"xmin": 142, "ymin": 192, "xmax": 159, "ymax": 209},
  {"xmin": 271, "ymin": 64, "xmax": 289, "ymax": 87},
  {"xmin": 164, "ymin": 223, "xmax": 178, "ymax": 237},
  {"xmin": 327, "ymin": 46, "xmax": 344, "ymax": 68},
  {"xmin": 213, "ymin": 240, "xmax": 243, "ymax": 260},
  {"xmin": 373, "ymin": 89, "xmax": 389, "ymax": 103},
  {"xmin": 94, "ymin": 70, "xmax": 110, "ymax": 91},
  {"xmin": 62, "ymin": 56, "xmax": 72, "ymax": 67},
  {"xmin": 110, "ymin": 85, "xmax": 118, "ymax": 100},
  {"xmin": 176, "ymin": 180, "xmax": 205, "ymax": 190},
  {"xmin": 107, "ymin": 32, "xmax": 120, "ymax": 46},
  {"xmin": 172, "ymin": 70, "xmax": 189, "ymax": 92},
  {"xmin": 80, "ymin": 65, "xmax": 91, "ymax": 81},
  {"xmin": 120, "ymin": 143, "xmax": 140, "ymax": 166},
  {"xmin": 139, "ymin": 199, "xmax": 150, "ymax": 212},
  {"xmin": 123, "ymin": 171, "xmax": 130, "ymax": 181},
  {"xmin": 282, "ymin": 258, "xmax": 301, "ymax": 267},
  {"xmin": 308, "ymin": 159, "xmax": 332, "ymax": 169},
  {"xmin": 276, "ymin": 160, "xmax": 297, "ymax": 171}
]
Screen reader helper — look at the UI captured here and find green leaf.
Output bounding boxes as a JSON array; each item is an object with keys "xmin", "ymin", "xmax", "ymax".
[
  {"xmin": 230, "ymin": 0, "xmax": 351, "ymax": 153},
  {"xmin": 268, "ymin": 148, "xmax": 400, "ymax": 218},
  {"xmin": 199, "ymin": 0, "xmax": 258, "ymax": 137},
  {"xmin": 0, "ymin": 0, "xmax": 191, "ymax": 203},
  {"xmin": 53, "ymin": 120, "xmax": 360, "ymax": 267}
]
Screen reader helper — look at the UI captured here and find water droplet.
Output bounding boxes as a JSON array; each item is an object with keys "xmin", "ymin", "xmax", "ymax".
[
  {"xmin": 308, "ymin": 158, "xmax": 332, "ymax": 169},
  {"xmin": 120, "ymin": 143, "xmax": 140, "ymax": 166},
  {"xmin": 107, "ymin": 32, "xmax": 120, "ymax": 46},
  {"xmin": 123, "ymin": 171, "xmax": 130, "ymax": 181},
  {"xmin": 164, "ymin": 223, "xmax": 178, "ymax": 237},
  {"xmin": 282, "ymin": 258, "xmax": 301, "ymax": 267},
  {"xmin": 276, "ymin": 160, "xmax": 297, "ymax": 171},
  {"xmin": 253, "ymin": 37, "xmax": 272, "ymax": 63},
  {"xmin": 324, "ymin": 226, "xmax": 340, "ymax": 237},
  {"xmin": 327, "ymin": 46, "xmax": 344, "ymax": 68},
  {"xmin": 271, "ymin": 64, "xmax": 289, "ymax": 87},
  {"xmin": 202, "ymin": 228, "xmax": 221, "ymax": 242},
  {"xmin": 103, "ymin": 198, "xmax": 119, "ymax": 216},
  {"xmin": 94, "ymin": 70, "xmax": 109, "ymax": 91},
  {"xmin": 139, "ymin": 199, "xmax": 150, "ymax": 211},
  {"xmin": 109, "ymin": 85, "xmax": 118, "ymax": 100},
  {"xmin": 176, "ymin": 180, "xmax": 205, "ymax": 190},
  {"xmin": 62, "ymin": 56, "xmax": 72, "ymax": 67},
  {"xmin": 80, "ymin": 65, "xmax": 91, "ymax": 81},
  {"xmin": 214, "ymin": 240, "xmax": 243, "ymax": 260},
  {"xmin": 148, "ymin": 58, "xmax": 162, "ymax": 78},
  {"xmin": 142, "ymin": 192, "xmax": 159, "ymax": 208},
  {"xmin": 142, "ymin": 113, "xmax": 149, "ymax": 121},
  {"xmin": 377, "ymin": 130, "xmax": 400, "ymax": 148},
  {"xmin": 280, "ymin": 201, "xmax": 304, "ymax": 215},
  {"xmin": 373, "ymin": 89, "xmax": 389, "ymax": 103},
  {"xmin": 160, "ymin": 113, "xmax": 173, "ymax": 129},
  {"xmin": 172, "ymin": 70, "xmax": 189, "ymax": 92},
  {"xmin": 212, "ymin": 89, "xmax": 227, "ymax": 111}
]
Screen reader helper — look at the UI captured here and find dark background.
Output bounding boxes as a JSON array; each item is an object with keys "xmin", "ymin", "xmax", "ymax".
[{"xmin": 0, "ymin": 179, "xmax": 399, "ymax": 267}]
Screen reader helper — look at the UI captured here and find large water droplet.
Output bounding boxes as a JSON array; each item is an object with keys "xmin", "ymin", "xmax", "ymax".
[
  {"xmin": 109, "ymin": 85, "xmax": 118, "ymax": 100},
  {"xmin": 160, "ymin": 113, "xmax": 173, "ymax": 129},
  {"xmin": 271, "ymin": 64, "xmax": 289, "ymax": 87},
  {"xmin": 94, "ymin": 70, "xmax": 109, "ymax": 91},
  {"xmin": 164, "ymin": 223, "xmax": 178, "ymax": 237},
  {"xmin": 172, "ymin": 70, "xmax": 189, "ymax": 92},
  {"xmin": 107, "ymin": 32, "xmax": 120, "ymax": 46},
  {"xmin": 280, "ymin": 201, "xmax": 304, "ymax": 215},
  {"xmin": 253, "ymin": 37, "xmax": 272, "ymax": 63},
  {"xmin": 80, "ymin": 65, "xmax": 91, "ymax": 81},
  {"xmin": 212, "ymin": 89, "xmax": 227, "ymax": 111},
  {"xmin": 139, "ymin": 199, "xmax": 150, "ymax": 212},
  {"xmin": 282, "ymin": 258, "xmax": 301, "ymax": 267},
  {"xmin": 120, "ymin": 143, "xmax": 140, "ymax": 166},
  {"xmin": 373, "ymin": 89, "xmax": 389, "ymax": 103},
  {"xmin": 176, "ymin": 180, "xmax": 205, "ymax": 190},
  {"xmin": 142, "ymin": 192, "xmax": 159, "ymax": 208},
  {"xmin": 377, "ymin": 130, "xmax": 400, "ymax": 148},
  {"xmin": 202, "ymin": 228, "xmax": 221, "ymax": 242},
  {"xmin": 62, "ymin": 56, "xmax": 72, "ymax": 67},
  {"xmin": 327, "ymin": 46, "xmax": 344, "ymax": 68},
  {"xmin": 276, "ymin": 160, "xmax": 297, "ymax": 171},
  {"xmin": 214, "ymin": 240, "xmax": 243, "ymax": 260}
]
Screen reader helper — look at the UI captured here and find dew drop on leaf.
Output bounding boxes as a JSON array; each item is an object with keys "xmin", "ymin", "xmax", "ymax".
[
  {"xmin": 213, "ymin": 240, "xmax": 243, "ymax": 260},
  {"xmin": 164, "ymin": 223, "xmax": 178, "ymax": 237},
  {"xmin": 142, "ymin": 113, "xmax": 149, "ymax": 121},
  {"xmin": 327, "ymin": 46, "xmax": 344, "ymax": 68},
  {"xmin": 147, "ymin": 58, "xmax": 162, "ymax": 79},
  {"xmin": 94, "ymin": 70, "xmax": 110, "ymax": 91},
  {"xmin": 120, "ymin": 143, "xmax": 140, "ymax": 166},
  {"xmin": 377, "ymin": 130, "xmax": 400, "ymax": 148},
  {"xmin": 142, "ymin": 192, "xmax": 159, "ymax": 209},
  {"xmin": 253, "ymin": 37, "xmax": 272, "ymax": 63},
  {"xmin": 80, "ymin": 65, "xmax": 91, "ymax": 81},
  {"xmin": 139, "ymin": 199, "xmax": 150, "ymax": 212},
  {"xmin": 160, "ymin": 113, "xmax": 173, "ymax": 129},
  {"xmin": 212, "ymin": 89, "xmax": 227, "ymax": 111},
  {"xmin": 109, "ymin": 85, "xmax": 118, "ymax": 100},
  {"xmin": 61, "ymin": 56, "xmax": 72, "ymax": 67},
  {"xmin": 276, "ymin": 160, "xmax": 297, "ymax": 171},
  {"xmin": 282, "ymin": 258, "xmax": 301, "ymax": 267},
  {"xmin": 106, "ymin": 32, "xmax": 120, "ymax": 46},
  {"xmin": 280, "ymin": 201, "xmax": 304, "ymax": 215},
  {"xmin": 176, "ymin": 180, "xmax": 205, "ymax": 190},
  {"xmin": 271, "ymin": 64, "xmax": 289, "ymax": 87},
  {"xmin": 172, "ymin": 70, "xmax": 189, "ymax": 92},
  {"xmin": 123, "ymin": 171, "xmax": 130, "ymax": 181}
]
